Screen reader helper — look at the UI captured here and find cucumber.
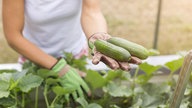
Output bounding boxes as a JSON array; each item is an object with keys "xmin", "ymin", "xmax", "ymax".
[
  {"xmin": 94, "ymin": 39, "xmax": 131, "ymax": 62},
  {"xmin": 107, "ymin": 37, "xmax": 149, "ymax": 59}
]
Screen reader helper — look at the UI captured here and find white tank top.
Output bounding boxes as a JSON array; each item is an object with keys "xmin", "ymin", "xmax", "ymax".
[{"xmin": 23, "ymin": 0, "xmax": 87, "ymax": 57}]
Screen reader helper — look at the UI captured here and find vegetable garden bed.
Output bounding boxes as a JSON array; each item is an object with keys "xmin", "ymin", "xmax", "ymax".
[{"xmin": 0, "ymin": 53, "xmax": 191, "ymax": 108}]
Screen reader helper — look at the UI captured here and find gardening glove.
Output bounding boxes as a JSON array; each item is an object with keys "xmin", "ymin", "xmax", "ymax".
[
  {"xmin": 51, "ymin": 58, "xmax": 90, "ymax": 101},
  {"xmin": 88, "ymin": 32, "xmax": 142, "ymax": 71}
]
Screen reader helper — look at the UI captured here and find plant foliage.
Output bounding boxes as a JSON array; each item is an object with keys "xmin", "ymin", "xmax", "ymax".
[{"xmin": 0, "ymin": 53, "xmax": 191, "ymax": 108}]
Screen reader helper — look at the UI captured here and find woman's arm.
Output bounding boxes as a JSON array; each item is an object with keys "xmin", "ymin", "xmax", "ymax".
[
  {"xmin": 81, "ymin": 0, "xmax": 142, "ymax": 71},
  {"xmin": 81, "ymin": 0, "xmax": 107, "ymax": 38},
  {"xmin": 2, "ymin": 0, "xmax": 57, "ymax": 69},
  {"xmin": 81, "ymin": 0, "xmax": 122, "ymax": 69}
]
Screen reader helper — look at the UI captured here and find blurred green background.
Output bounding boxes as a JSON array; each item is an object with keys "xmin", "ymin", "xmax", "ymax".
[{"xmin": 1, "ymin": 0, "xmax": 192, "ymax": 63}]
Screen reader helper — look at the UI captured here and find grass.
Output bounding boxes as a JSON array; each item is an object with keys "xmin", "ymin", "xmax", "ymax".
[{"xmin": 1, "ymin": 0, "xmax": 192, "ymax": 63}]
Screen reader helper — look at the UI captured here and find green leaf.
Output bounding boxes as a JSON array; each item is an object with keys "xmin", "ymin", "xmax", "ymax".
[
  {"xmin": 64, "ymin": 52, "xmax": 74, "ymax": 64},
  {"xmin": 110, "ymin": 105, "xmax": 121, "ymax": 108},
  {"xmin": 0, "ymin": 73, "xmax": 12, "ymax": 82},
  {"xmin": 104, "ymin": 70, "xmax": 131, "ymax": 82},
  {"xmin": 148, "ymin": 49, "xmax": 160, "ymax": 56},
  {"xmin": 87, "ymin": 103, "xmax": 102, "ymax": 108},
  {"xmin": 52, "ymin": 86, "xmax": 73, "ymax": 96},
  {"xmin": 165, "ymin": 57, "xmax": 184, "ymax": 74},
  {"xmin": 63, "ymin": 52, "xmax": 87, "ymax": 70},
  {"xmin": 22, "ymin": 61, "xmax": 39, "ymax": 72},
  {"xmin": 136, "ymin": 74, "xmax": 153, "ymax": 85},
  {"xmin": 104, "ymin": 70, "xmax": 121, "ymax": 82},
  {"xmin": 18, "ymin": 74, "xmax": 43, "ymax": 92},
  {"xmin": 72, "ymin": 57, "xmax": 87, "ymax": 71},
  {"xmin": 139, "ymin": 62, "xmax": 162, "ymax": 76},
  {"xmin": 22, "ymin": 60, "xmax": 34, "ymax": 69},
  {"xmin": 134, "ymin": 86, "xmax": 145, "ymax": 94},
  {"xmin": 0, "ymin": 97, "xmax": 15, "ymax": 107},
  {"xmin": 137, "ymin": 63, "xmax": 162, "ymax": 85},
  {"xmin": 142, "ymin": 83, "xmax": 171, "ymax": 96},
  {"xmin": 0, "ymin": 91, "xmax": 10, "ymax": 98},
  {"xmin": 132, "ymin": 98, "xmax": 143, "ymax": 108},
  {"xmin": 37, "ymin": 69, "xmax": 58, "ymax": 79},
  {"xmin": 7, "ymin": 70, "xmax": 28, "ymax": 91},
  {"xmin": 136, "ymin": 83, "xmax": 171, "ymax": 107},
  {"xmin": 140, "ymin": 93, "xmax": 164, "ymax": 107},
  {"xmin": 121, "ymin": 71, "xmax": 132, "ymax": 80},
  {"xmin": 76, "ymin": 98, "xmax": 88, "ymax": 108},
  {"xmin": 12, "ymin": 69, "xmax": 28, "ymax": 81},
  {"xmin": 0, "ymin": 79, "xmax": 10, "ymax": 98},
  {"xmin": 85, "ymin": 70, "xmax": 107, "ymax": 89},
  {"xmin": 0, "ymin": 69, "xmax": 17, "ymax": 74},
  {"xmin": 180, "ymin": 101, "xmax": 190, "ymax": 108},
  {"xmin": 46, "ymin": 78, "xmax": 60, "ymax": 85},
  {"xmin": 158, "ymin": 104, "xmax": 169, "ymax": 108},
  {"xmin": 76, "ymin": 98, "xmax": 102, "ymax": 108},
  {"xmin": 52, "ymin": 104, "xmax": 63, "ymax": 108},
  {"xmin": 103, "ymin": 82, "xmax": 132, "ymax": 97},
  {"xmin": 0, "ymin": 80, "xmax": 9, "ymax": 90},
  {"xmin": 9, "ymin": 79, "xmax": 19, "ymax": 90}
]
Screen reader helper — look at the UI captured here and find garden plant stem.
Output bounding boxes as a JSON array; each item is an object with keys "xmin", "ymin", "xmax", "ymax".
[
  {"xmin": 43, "ymin": 84, "xmax": 50, "ymax": 108},
  {"xmin": 131, "ymin": 67, "xmax": 139, "ymax": 102},
  {"xmin": 132, "ymin": 67, "xmax": 139, "ymax": 89},
  {"xmin": 21, "ymin": 93, "xmax": 25, "ymax": 108},
  {"xmin": 14, "ymin": 90, "xmax": 18, "ymax": 107},
  {"xmin": 51, "ymin": 95, "xmax": 59, "ymax": 107},
  {"xmin": 35, "ymin": 87, "xmax": 39, "ymax": 108}
]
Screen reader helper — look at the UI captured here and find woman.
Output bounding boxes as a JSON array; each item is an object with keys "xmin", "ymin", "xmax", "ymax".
[{"xmin": 2, "ymin": 0, "xmax": 141, "ymax": 100}]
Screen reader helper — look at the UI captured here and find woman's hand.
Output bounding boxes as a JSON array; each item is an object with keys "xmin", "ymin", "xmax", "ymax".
[
  {"xmin": 51, "ymin": 58, "xmax": 90, "ymax": 101},
  {"xmin": 89, "ymin": 33, "xmax": 142, "ymax": 71}
]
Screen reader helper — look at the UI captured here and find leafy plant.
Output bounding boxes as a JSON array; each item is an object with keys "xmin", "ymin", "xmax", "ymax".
[{"xmin": 0, "ymin": 53, "xmax": 191, "ymax": 108}]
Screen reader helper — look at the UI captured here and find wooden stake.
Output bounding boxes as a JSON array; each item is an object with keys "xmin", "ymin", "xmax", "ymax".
[{"xmin": 170, "ymin": 51, "xmax": 192, "ymax": 108}]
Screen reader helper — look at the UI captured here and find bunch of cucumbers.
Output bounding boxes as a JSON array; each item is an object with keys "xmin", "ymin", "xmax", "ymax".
[{"xmin": 94, "ymin": 37, "xmax": 149, "ymax": 61}]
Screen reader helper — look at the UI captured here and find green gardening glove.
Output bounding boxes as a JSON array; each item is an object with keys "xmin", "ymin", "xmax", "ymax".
[{"xmin": 52, "ymin": 58, "xmax": 90, "ymax": 101}]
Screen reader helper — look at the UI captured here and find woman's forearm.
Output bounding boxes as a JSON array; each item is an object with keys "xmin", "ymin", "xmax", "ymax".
[
  {"xmin": 81, "ymin": 1, "xmax": 108, "ymax": 38},
  {"xmin": 3, "ymin": 0, "xmax": 57, "ymax": 69},
  {"xmin": 6, "ymin": 33, "xmax": 57, "ymax": 69}
]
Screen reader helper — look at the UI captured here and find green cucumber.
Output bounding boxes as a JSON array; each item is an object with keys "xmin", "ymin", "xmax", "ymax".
[
  {"xmin": 107, "ymin": 37, "xmax": 149, "ymax": 59},
  {"xmin": 94, "ymin": 39, "xmax": 131, "ymax": 62}
]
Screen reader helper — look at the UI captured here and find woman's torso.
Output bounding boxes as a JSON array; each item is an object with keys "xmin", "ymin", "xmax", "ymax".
[{"xmin": 23, "ymin": 0, "xmax": 87, "ymax": 57}]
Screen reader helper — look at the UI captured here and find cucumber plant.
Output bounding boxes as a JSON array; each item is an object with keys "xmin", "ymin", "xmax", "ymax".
[{"xmin": 0, "ymin": 52, "xmax": 191, "ymax": 108}]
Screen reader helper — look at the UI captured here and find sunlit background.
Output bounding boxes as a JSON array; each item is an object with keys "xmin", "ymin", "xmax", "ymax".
[{"xmin": 0, "ymin": 0, "xmax": 192, "ymax": 63}]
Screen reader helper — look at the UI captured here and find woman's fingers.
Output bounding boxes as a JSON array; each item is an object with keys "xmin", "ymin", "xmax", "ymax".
[
  {"xmin": 129, "ymin": 56, "xmax": 142, "ymax": 64},
  {"xmin": 118, "ymin": 62, "xmax": 131, "ymax": 71},
  {"xmin": 89, "ymin": 33, "xmax": 111, "ymax": 43},
  {"xmin": 100, "ymin": 55, "xmax": 119, "ymax": 69},
  {"xmin": 92, "ymin": 51, "xmax": 120, "ymax": 69},
  {"xmin": 92, "ymin": 51, "xmax": 102, "ymax": 65},
  {"xmin": 92, "ymin": 49, "xmax": 142, "ymax": 71},
  {"xmin": 98, "ymin": 33, "xmax": 111, "ymax": 40}
]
